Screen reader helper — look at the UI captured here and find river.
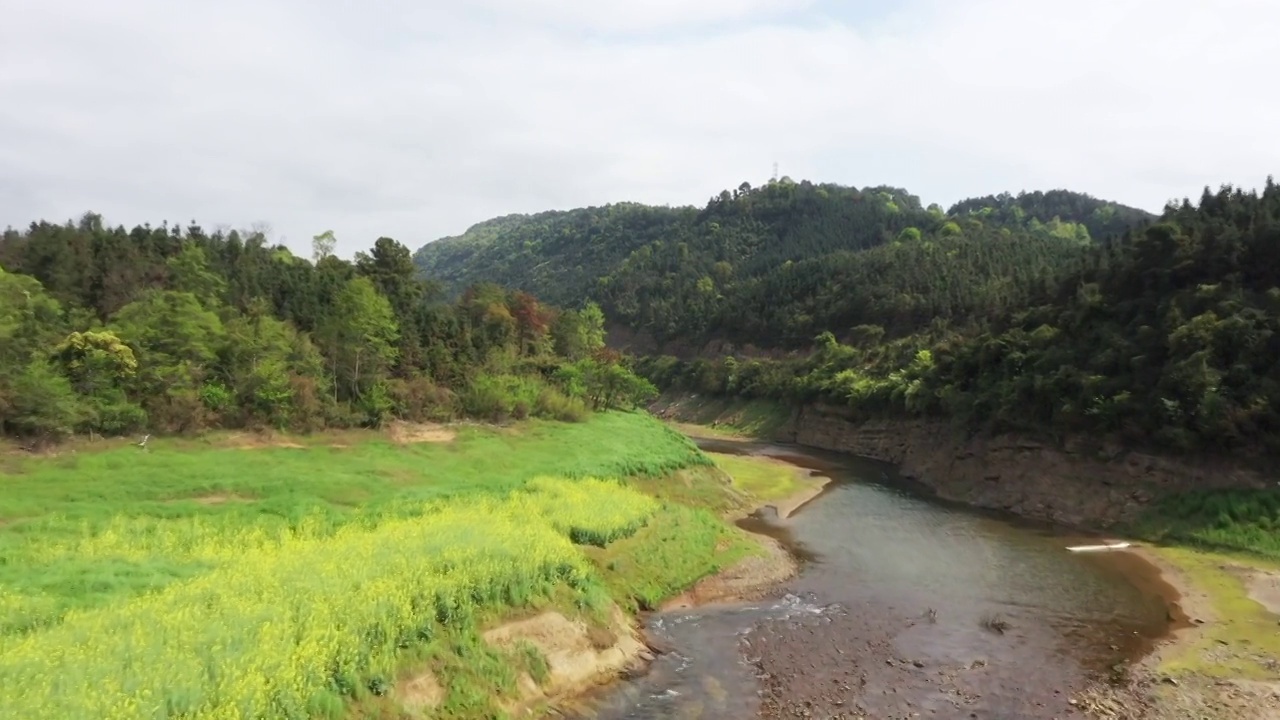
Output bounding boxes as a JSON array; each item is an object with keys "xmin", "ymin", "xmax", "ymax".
[{"xmin": 573, "ymin": 438, "xmax": 1177, "ymax": 719}]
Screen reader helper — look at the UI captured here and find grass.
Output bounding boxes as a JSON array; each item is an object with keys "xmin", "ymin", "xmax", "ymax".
[
  {"xmin": 707, "ymin": 452, "xmax": 810, "ymax": 503},
  {"xmin": 1149, "ymin": 545, "xmax": 1280, "ymax": 680},
  {"xmin": 0, "ymin": 413, "xmax": 707, "ymax": 627},
  {"xmin": 658, "ymin": 394, "xmax": 793, "ymax": 440},
  {"xmin": 0, "ymin": 412, "xmax": 742, "ymax": 719},
  {"xmin": 585, "ymin": 502, "xmax": 757, "ymax": 612},
  {"xmin": 1137, "ymin": 488, "xmax": 1280, "ymax": 560}
]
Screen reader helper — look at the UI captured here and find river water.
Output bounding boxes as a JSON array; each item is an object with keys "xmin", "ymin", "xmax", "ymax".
[{"xmin": 573, "ymin": 438, "xmax": 1176, "ymax": 719}]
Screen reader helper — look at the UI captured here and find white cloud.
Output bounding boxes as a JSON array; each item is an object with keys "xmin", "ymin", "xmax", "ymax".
[{"xmin": 1, "ymin": 0, "xmax": 1277, "ymax": 256}]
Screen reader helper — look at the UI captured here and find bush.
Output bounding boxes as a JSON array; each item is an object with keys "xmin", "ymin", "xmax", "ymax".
[
  {"xmin": 462, "ymin": 374, "xmax": 543, "ymax": 423},
  {"xmin": 535, "ymin": 388, "xmax": 590, "ymax": 422},
  {"xmin": 386, "ymin": 376, "xmax": 456, "ymax": 423}
]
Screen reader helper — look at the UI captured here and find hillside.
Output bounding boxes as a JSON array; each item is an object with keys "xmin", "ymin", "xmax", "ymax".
[
  {"xmin": 413, "ymin": 180, "xmax": 1155, "ymax": 349},
  {"xmin": 644, "ymin": 180, "xmax": 1280, "ymax": 456}
]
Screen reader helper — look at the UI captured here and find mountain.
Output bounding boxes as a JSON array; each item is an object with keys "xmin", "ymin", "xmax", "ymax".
[{"xmin": 414, "ymin": 179, "xmax": 1155, "ymax": 350}]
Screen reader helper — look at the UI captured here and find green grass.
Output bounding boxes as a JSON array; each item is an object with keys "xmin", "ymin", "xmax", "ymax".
[
  {"xmin": 707, "ymin": 452, "xmax": 810, "ymax": 503},
  {"xmin": 0, "ymin": 413, "xmax": 708, "ymax": 625},
  {"xmin": 658, "ymin": 394, "xmax": 793, "ymax": 440},
  {"xmin": 1137, "ymin": 488, "xmax": 1280, "ymax": 560},
  {"xmin": 0, "ymin": 412, "xmax": 744, "ymax": 719},
  {"xmin": 0, "ymin": 412, "xmax": 706, "ymax": 521},
  {"xmin": 585, "ymin": 503, "xmax": 756, "ymax": 612}
]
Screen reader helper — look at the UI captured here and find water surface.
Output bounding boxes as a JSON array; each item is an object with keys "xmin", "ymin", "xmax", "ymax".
[{"xmin": 575, "ymin": 439, "xmax": 1173, "ymax": 719}]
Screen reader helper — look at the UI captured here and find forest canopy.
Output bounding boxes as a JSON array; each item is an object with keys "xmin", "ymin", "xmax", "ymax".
[{"xmin": 0, "ymin": 217, "xmax": 656, "ymax": 441}]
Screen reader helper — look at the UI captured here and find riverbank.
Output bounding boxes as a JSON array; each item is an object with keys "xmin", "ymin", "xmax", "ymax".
[
  {"xmin": 1096, "ymin": 545, "xmax": 1280, "ymax": 719},
  {"xmin": 653, "ymin": 394, "xmax": 1272, "ymax": 530},
  {"xmin": 653, "ymin": 395, "xmax": 1280, "ymax": 719}
]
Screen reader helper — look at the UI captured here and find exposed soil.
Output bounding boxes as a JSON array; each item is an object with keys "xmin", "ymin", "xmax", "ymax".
[
  {"xmin": 767, "ymin": 472, "xmax": 832, "ymax": 521},
  {"xmin": 395, "ymin": 670, "xmax": 444, "ymax": 715},
  {"xmin": 394, "ymin": 605, "xmax": 649, "ymax": 718},
  {"xmin": 1115, "ymin": 547, "xmax": 1280, "ymax": 720},
  {"xmin": 653, "ymin": 395, "xmax": 1272, "ymax": 530},
  {"xmin": 187, "ymin": 493, "xmax": 254, "ymax": 505},
  {"xmin": 483, "ymin": 606, "xmax": 647, "ymax": 717},
  {"xmin": 1245, "ymin": 569, "xmax": 1280, "ymax": 616},
  {"xmin": 386, "ymin": 421, "xmax": 456, "ymax": 445}
]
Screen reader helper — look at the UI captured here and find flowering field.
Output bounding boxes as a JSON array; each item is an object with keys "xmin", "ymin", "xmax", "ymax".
[
  {"xmin": 0, "ymin": 413, "xmax": 739, "ymax": 719},
  {"xmin": 0, "ymin": 478, "xmax": 658, "ymax": 719}
]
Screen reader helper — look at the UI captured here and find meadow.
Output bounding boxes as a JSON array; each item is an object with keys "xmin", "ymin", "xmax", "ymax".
[{"xmin": 0, "ymin": 412, "xmax": 747, "ymax": 719}]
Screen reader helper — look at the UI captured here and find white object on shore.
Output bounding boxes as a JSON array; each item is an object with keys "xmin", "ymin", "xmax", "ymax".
[{"xmin": 1066, "ymin": 542, "xmax": 1132, "ymax": 553}]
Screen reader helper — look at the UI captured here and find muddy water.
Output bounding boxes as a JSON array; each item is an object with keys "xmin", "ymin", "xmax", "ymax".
[{"xmin": 573, "ymin": 439, "xmax": 1176, "ymax": 719}]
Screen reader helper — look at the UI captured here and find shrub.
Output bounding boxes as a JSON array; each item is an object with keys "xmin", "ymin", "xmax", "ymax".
[{"xmin": 534, "ymin": 387, "xmax": 590, "ymax": 422}]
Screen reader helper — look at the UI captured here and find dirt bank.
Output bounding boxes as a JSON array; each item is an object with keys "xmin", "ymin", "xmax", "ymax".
[
  {"xmin": 790, "ymin": 404, "xmax": 1271, "ymax": 529},
  {"xmin": 509, "ymin": 464, "xmax": 806, "ymax": 717},
  {"xmin": 395, "ymin": 605, "xmax": 649, "ymax": 719},
  {"xmin": 654, "ymin": 395, "xmax": 1272, "ymax": 529},
  {"xmin": 1069, "ymin": 545, "xmax": 1280, "ymax": 719}
]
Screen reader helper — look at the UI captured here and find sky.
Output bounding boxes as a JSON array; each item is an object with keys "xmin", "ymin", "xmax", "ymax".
[{"xmin": 2, "ymin": 0, "xmax": 1278, "ymax": 258}]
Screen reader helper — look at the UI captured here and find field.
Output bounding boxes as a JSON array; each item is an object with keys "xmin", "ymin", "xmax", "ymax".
[{"xmin": 0, "ymin": 412, "xmax": 751, "ymax": 719}]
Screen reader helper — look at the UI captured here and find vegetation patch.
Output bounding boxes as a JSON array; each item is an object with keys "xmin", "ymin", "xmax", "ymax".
[
  {"xmin": 1149, "ymin": 546, "xmax": 1280, "ymax": 680},
  {"xmin": 0, "ymin": 478, "xmax": 652, "ymax": 718},
  {"xmin": 584, "ymin": 504, "xmax": 757, "ymax": 612},
  {"xmin": 654, "ymin": 393, "xmax": 793, "ymax": 440},
  {"xmin": 708, "ymin": 452, "xmax": 811, "ymax": 505},
  {"xmin": 1137, "ymin": 489, "xmax": 1280, "ymax": 561}
]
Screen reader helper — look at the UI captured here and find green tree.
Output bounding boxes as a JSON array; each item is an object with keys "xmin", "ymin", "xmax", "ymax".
[{"xmin": 318, "ymin": 277, "xmax": 400, "ymax": 404}]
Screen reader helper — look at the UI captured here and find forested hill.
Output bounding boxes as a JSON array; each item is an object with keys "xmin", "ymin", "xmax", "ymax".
[
  {"xmin": 644, "ymin": 180, "xmax": 1280, "ymax": 456},
  {"xmin": 413, "ymin": 180, "xmax": 1154, "ymax": 348}
]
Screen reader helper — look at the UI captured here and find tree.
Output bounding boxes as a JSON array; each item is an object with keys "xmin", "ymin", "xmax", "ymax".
[
  {"xmin": 312, "ymin": 230, "xmax": 337, "ymax": 264},
  {"xmin": 318, "ymin": 277, "xmax": 399, "ymax": 404},
  {"xmin": 53, "ymin": 330, "xmax": 137, "ymax": 396},
  {"xmin": 510, "ymin": 291, "xmax": 551, "ymax": 356},
  {"xmin": 551, "ymin": 302, "xmax": 606, "ymax": 360},
  {"xmin": 167, "ymin": 244, "xmax": 227, "ymax": 306}
]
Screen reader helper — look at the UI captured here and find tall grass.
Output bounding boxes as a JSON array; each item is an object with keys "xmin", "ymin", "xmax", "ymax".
[
  {"xmin": 1138, "ymin": 488, "xmax": 1280, "ymax": 559},
  {"xmin": 0, "ymin": 478, "xmax": 659, "ymax": 719}
]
